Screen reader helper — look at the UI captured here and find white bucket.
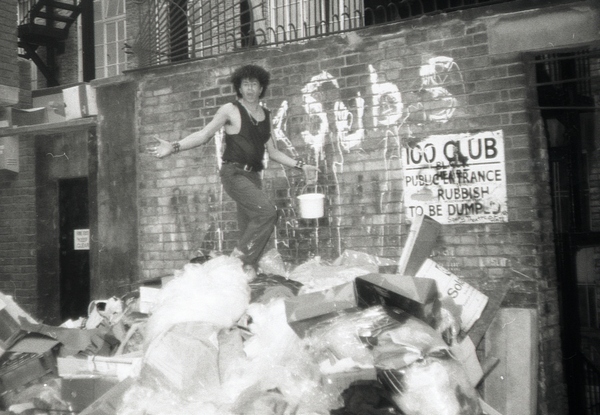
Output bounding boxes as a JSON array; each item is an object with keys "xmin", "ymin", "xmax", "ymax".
[{"xmin": 297, "ymin": 192, "xmax": 325, "ymax": 219}]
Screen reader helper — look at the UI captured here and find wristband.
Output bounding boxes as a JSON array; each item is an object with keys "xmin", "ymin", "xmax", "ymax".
[
  {"xmin": 172, "ymin": 142, "xmax": 181, "ymax": 154},
  {"xmin": 295, "ymin": 159, "xmax": 305, "ymax": 170}
]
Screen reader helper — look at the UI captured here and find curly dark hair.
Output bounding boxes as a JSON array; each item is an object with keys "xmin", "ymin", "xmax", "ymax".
[{"xmin": 231, "ymin": 64, "xmax": 271, "ymax": 99}]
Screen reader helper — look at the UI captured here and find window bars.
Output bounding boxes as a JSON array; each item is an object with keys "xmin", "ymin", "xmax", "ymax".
[
  {"xmin": 133, "ymin": 0, "xmax": 261, "ymax": 66},
  {"xmin": 132, "ymin": 0, "xmax": 518, "ymax": 68}
]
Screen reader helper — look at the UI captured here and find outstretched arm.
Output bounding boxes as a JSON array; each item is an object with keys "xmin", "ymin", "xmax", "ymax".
[
  {"xmin": 151, "ymin": 104, "xmax": 232, "ymax": 158},
  {"xmin": 266, "ymin": 133, "xmax": 319, "ymax": 183}
]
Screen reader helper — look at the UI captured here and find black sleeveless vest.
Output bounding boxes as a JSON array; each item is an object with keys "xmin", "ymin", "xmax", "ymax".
[{"xmin": 222, "ymin": 101, "xmax": 271, "ymax": 171}]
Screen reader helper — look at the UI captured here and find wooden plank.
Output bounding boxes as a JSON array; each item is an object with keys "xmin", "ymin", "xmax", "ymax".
[
  {"xmin": 483, "ymin": 308, "xmax": 538, "ymax": 415},
  {"xmin": 466, "ymin": 280, "xmax": 512, "ymax": 347},
  {"xmin": 0, "ymin": 117, "xmax": 96, "ymax": 137}
]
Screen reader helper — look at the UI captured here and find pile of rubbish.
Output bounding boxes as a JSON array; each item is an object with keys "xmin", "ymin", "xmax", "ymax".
[{"xmin": 0, "ymin": 216, "xmax": 503, "ymax": 415}]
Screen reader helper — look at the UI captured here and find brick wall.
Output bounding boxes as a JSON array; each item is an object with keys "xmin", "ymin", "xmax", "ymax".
[
  {"xmin": 135, "ymin": 19, "xmax": 554, "ymax": 279},
  {"xmin": 0, "ymin": 0, "xmax": 37, "ymax": 315},
  {"xmin": 92, "ymin": 2, "xmax": 600, "ymax": 413},
  {"xmin": 0, "ymin": 135, "xmax": 37, "ymax": 315},
  {"xmin": 129, "ymin": 8, "xmax": 571, "ymax": 413},
  {"xmin": 58, "ymin": 29, "xmax": 81, "ymax": 86},
  {"xmin": 0, "ymin": 0, "xmax": 18, "ymax": 91}
]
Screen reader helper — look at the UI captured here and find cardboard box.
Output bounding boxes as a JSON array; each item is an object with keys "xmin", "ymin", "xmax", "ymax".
[
  {"xmin": 12, "ymin": 107, "xmax": 48, "ymax": 126},
  {"xmin": 397, "ymin": 215, "xmax": 441, "ymax": 277},
  {"xmin": 139, "ymin": 286, "xmax": 160, "ymax": 314},
  {"xmin": 19, "ymin": 322, "xmax": 118, "ymax": 357},
  {"xmin": 415, "ymin": 259, "xmax": 489, "ymax": 333},
  {"xmin": 61, "ymin": 377, "xmax": 120, "ymax": 412},
  {"xmin": 0, "ymin": 307, "xmax": 22, "ymax": 352},
  {"xmin": 33, "ymin": 89, "xmax": 66, "ymax": 124},
  {"xmin": 0, "ymin": 107, "xmax": 48, "ymax": 128},
  {"xmin": 284, "ymin": 282, "xmax": 358, "ymax": 337},
  {"xmin": 57, "ymin": 353, "xmax": 141, "ymax": 380},
  {"xmin": 0, "ymin": 335, "xmax": 59, "ymax": 396},
  {"xmin": 0, "ymin": 292, "xmax": 39, "ymax": 355},
  {"xmin": 78, "ymin": 377, "xmax": 134, "ymax": 415},
  {"xmin": 63, "ymin": 84, "xmax": 98, "ymax": 120},
  {"xmin": 483, "ymin": 308, "xmax": 538, "ymax": 415},
  {"xmin": 480, "ymin": 398, "xmax": 503, "ymax": 415},
  {"xmin": 355, "ymin": 273, "xmax": 439, "ymax": 327}
]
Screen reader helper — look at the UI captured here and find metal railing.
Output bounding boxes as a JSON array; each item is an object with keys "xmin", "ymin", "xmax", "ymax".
[
  {"xmin": 133, "ymin": 0, "xmax": 519, "ymax": 68},
  {"xmin": 17, "ymin": 0, "xmax": 78, "ymax": 28},
  {"xmin": 17, "ymin": 0, "xmax": 36, "ymax": 23}
]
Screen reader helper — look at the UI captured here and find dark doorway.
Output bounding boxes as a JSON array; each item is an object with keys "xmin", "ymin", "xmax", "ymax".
[
  {"xmin": 534, "ymin": 47, "xmax": 600, "ymax": 414},
  {"xmin": 59, "ymin": 177, "xmax": 90, "ymax": 321}
]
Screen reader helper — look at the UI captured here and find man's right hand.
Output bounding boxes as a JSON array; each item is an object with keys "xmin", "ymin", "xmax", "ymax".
[{"xmin": 302, "ymin": 164, "xmax": 319, "ymax": 184}]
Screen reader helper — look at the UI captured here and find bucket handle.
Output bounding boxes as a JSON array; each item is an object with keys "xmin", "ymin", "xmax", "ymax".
[{"xmin": 299, "ymin": 183, "xmax": 324, "ymax": 195}]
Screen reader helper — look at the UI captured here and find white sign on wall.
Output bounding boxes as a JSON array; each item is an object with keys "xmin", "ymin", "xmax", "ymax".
[
  {"xmin": 402, "ymin": 130, "xmax": 507, "ymax": 224},
  {"xmin": 74, "ymin": 229, "xmax": 90, "ymax": 250}
]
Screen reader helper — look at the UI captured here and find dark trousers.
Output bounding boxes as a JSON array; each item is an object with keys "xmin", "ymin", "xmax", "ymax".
[{"xmin": 220, "ymin": 163, "xmax": 278, "ymax": 266}]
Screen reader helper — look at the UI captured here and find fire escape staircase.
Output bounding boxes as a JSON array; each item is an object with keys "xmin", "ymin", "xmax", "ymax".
[{"xmin": 18, "ymin": 0, "xmax": 90, "ymax": 87}]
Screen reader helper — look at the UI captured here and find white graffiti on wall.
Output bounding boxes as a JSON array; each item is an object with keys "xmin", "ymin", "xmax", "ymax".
[
  {"xmin": 266, "ymin": 56, "xmax": 471, "ymax": 253},
  {"xmin": 272, "ymin": 100, "xmax": 299, "ymax": 158},
  {"xmin": 214, "ymin": 127, "xmax": 224, "ymax": 170},
  {"xmin": 417, "ymin": 56, "xmax": 463, "ymax": 123},
  {"xmin": 188, "ymin": 55, "xmax": 495, "ymax": 257},
  {"xmin": 300, "ymin": 71, "xmax": 338, "ymax": 160},
  {"xmin": 334, "ymin": 95, "xmax": 365, "ymax": 152},
  {"xmin": 369, "ymin": 64, "xmax": 404, "ymax": 128},
  {"xmin": 368, "ymin": 64, "xmax": 404, "ymax": 214},
  {"xmin": 274, "ymin": 59, "xmax": 464, "ymax": 160}
]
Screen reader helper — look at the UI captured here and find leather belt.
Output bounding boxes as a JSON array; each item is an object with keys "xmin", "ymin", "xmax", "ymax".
[{"xmin": 222, "ymin": 160, "xmax": 260, "ymax": 172}]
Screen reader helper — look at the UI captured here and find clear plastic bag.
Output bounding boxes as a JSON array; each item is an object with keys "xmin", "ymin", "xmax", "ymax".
[
  {"xmin": 249, "ymin": 273, "xmax": 303, "ymax": 304},
  {"xmin": 304, "ymin": 307, "xmax": 395, "ymax": 370},
  {"xmin": 377, "ymin": 355, "xmax": 482, "ymax": 415},
  {"xmin": 145, "ymin": 256, "xmax": 251, "ymax": 344},
  {"xmin": 373, "ymin": 310, "xmax": 482, "ymax": 415},
  {"xmin": 140, "ymin": 321, "xmax": 221, "ymax": 398},
  {"xmin": 332, "ymin": 249, "xmax": 397, "ymax": 272},
  {"xmin": 258, "ymin": 248, "xmax": 289, "ymax": 277},
  {"xmin": 304, "ymin": 306, "xmax": 482, "ymax": 415},
  {"xmin": 288, "ymin": 257, "xmax": 372, "ymax": 294},
  {"xmin": 224, "ymin": 300, "xmax": 335, "ymax": 414}
]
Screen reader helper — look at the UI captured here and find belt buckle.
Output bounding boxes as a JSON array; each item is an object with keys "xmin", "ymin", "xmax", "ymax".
[{"xmin": 243, "ymin": 164, "xmax": 252, "ymax": 172}]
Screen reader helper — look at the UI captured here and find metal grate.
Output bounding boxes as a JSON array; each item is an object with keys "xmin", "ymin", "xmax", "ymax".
[
  {"xmin": 134, "ymin": 0, "xmax": 263, "ymax": 66},
  {"xmin": 534, "ymin": 47, "xmax": 600, "ymax": 233},
  {"xmin": 584, "ymin": 354, "xmax": 600, "ymax": 415},
  {"xmin": 535, "ymin": 49, "xmax": 600, "ymax": 111},
  {"xmin": 133, "ymin": 0, "xmax": 520, "ymax": 68}
]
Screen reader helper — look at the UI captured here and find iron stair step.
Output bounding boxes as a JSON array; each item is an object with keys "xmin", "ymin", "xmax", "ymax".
[
  {"xmin": 43, "ymin": 0, "xmax": 79, "ymax": 12},
  {"xmin": 18, "ymin": 23, "xmax": 69, "ymax": 42},
  {"xmin": 33, "ymin": 11, "xmax": 77, "ymax": 24}
]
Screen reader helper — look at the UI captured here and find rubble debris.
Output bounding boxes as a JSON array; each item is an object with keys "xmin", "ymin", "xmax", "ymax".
[{"xmin": 0, "ymin": 216, "xmax": 513, "ymax": 415}]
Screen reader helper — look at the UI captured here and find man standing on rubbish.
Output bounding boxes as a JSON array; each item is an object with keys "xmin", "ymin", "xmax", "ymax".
[{"xmin": 150, "ymin": 64, "xmax": 318, "ymax": 278}]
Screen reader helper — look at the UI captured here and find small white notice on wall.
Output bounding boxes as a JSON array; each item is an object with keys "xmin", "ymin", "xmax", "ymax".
[{"xmin": 74, "ymin": 229, "xmax": 90, "ymax": 250}]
